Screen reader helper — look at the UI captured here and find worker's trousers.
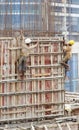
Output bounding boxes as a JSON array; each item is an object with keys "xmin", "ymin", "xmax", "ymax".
[
  {"xmin": 18, "ymin": 56, "xmax": 27, "ymax": 74},
  {"xmin": 62, "ymin": 53, "xmax": 71, "ymax": 64}
]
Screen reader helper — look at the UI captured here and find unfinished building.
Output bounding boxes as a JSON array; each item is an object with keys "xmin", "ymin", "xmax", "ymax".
[{"xmin": 0, "ymin": 0, "xmax": 79, "ymax": 130}]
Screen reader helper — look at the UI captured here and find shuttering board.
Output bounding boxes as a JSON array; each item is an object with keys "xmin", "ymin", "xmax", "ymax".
[{"xmin": 0, "ymin": 37, "xmax": 65, "ymax": 123}]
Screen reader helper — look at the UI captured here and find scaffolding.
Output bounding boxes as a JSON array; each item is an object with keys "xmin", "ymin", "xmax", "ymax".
[{"xmin": 0, "ymin": 0, "xmax": 55, "ymax": 37}]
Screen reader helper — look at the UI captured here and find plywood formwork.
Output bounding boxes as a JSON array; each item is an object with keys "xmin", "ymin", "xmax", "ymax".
[{"xmin": 0, "ymin": 37, "xmax": 65, "ymax": 123}]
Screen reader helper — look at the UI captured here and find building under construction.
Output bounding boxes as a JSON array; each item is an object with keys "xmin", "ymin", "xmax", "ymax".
[
  {"xmin": 0, "ymin": 0, "xmax": 54, "ymax": 36},
  {"xmin": 0, "ymin": 0, "xmax": 79, "ymax": 39},
  {"xmin": 0, "ymin": 0, "xmax": 79, "ymax": 130}
]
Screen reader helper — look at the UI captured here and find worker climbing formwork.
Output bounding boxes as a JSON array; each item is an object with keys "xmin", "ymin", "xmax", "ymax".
[
  {"xmin": 16, "ymin": 32, "xmax": 39, "ymax": 76},
  {"xmin": 60, "ymin": 39, "xmax": 75, "ymax": 75}
]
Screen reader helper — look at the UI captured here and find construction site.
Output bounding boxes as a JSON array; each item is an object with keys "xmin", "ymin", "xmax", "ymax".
[{"xmin": 0, "ymin": 0, "xmax": 79, "ymax": 130}]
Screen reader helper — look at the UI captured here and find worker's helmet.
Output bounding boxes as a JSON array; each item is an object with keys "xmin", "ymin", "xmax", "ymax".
[
  {"xmin": 25, "ymin": 38, "xmax": 31, "ymax": 44},
  {"xmin": 68, "ymin": 40, "xmax": 75, "ymax": 45}
]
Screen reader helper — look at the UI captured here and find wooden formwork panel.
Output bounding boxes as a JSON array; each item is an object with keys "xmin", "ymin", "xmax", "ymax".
[{"xmin": 0, "ymin": 37, "xmax": 65, "ymax": 123}]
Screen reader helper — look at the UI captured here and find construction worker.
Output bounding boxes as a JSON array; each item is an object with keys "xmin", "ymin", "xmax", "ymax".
[
  {"xmin": 61, "ymin": 40, "xmax": 75, "ymax": 71},
  {"xmin": 65, "ymin": 104, "xmax": 72, "ymax": 116},
  {"xmin": 17, "ymin": 37, "xmax": 39, "ymax": 76}
]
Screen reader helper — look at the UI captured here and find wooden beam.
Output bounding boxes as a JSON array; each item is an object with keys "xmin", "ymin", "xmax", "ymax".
[{"xmin": 33, "ymin": 73, "xmax": 51, "ymax": 77}]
